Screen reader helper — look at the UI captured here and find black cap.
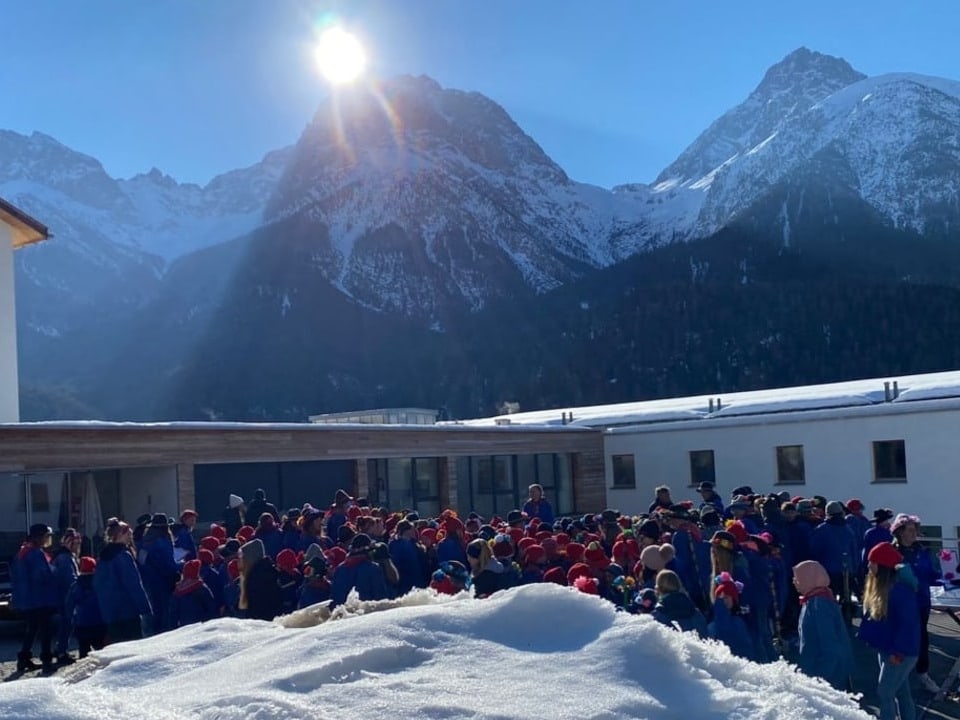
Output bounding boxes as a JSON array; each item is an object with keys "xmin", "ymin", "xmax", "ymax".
[
  {"xmin": 149, "ymin": 513, "xmax": 174, "ymax": 527},
  {"xmin": 507, "ymin": 510, "xmax": 524, "ymax": 525},
  {"xmin": 697, "ymin": 481, "xmax": 715, "ymax": 492},
  {"xmin": 218, "ymin": 539, "xmax": 241, "ymax": 558},
  {"xmin": 350, "ymin": 533, "xmax": 372, "ymax": 550},
  {"xmin": 730, "ymin": 486, "xmax": 753, "ymax": 498},
  {"xmin": 28, "ymin": 523, "xmax": 52, "ymax": 540},
  {"xmin": 136, "ymin": 513, "xmax": 152, "ymax": 527}
]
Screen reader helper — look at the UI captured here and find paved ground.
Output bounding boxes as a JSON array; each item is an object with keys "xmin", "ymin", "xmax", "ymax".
[{"xmin": 2, "ymin": 612, "xmax": 960, "ymax": 717}]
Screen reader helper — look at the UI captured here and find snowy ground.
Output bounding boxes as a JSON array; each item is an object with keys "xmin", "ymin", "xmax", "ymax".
[{"xmin": 0, "ymin": 584, "xmax": 869, "ymax": 720}]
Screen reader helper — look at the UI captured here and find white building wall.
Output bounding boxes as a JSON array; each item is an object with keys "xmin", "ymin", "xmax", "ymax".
[
  {"xmin": 119, "ymin": 467, "xmax": 179, "ymax": 521},
  {"xmin": 604, "ymin": 402, "xmax": 960, "ymax": 544},
  {"xmin": 0, "ymin": 224, "xmax": 19, "ymax": 422}
]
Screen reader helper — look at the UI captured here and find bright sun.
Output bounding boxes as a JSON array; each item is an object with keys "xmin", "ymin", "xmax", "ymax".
[{"xmin": 315, "ymin": 27, "xmax": 367, "ymax": 85}]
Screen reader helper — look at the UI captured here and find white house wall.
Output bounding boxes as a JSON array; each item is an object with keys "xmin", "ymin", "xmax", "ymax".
[
  {"xmin": 0, "ymin": 224, "xmax": 18, "ymax": 422},
  {"xmin": 119, "ymin": 467, "xmax": 179, "ymax": 522},
  {"xmin": 604, "ymin": 403, "xmax": 960, "ymax": 545}
]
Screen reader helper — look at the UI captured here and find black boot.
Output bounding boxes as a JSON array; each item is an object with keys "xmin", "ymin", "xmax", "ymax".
[
  {"xmin": 40, "ymin": 653, "xmax": 55, "ymax": 673},
  {"xmin": 16, "ymin": 652, "xmax": 40, "ymax": 672},
  {"xmin": 57, "ymin": 653, "xmax": 76, "ymax": 666}
]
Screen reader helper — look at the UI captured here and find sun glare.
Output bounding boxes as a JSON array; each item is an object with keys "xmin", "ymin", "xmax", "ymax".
[{"xmin": 315, "ymin": 27, "xmax": 367, "ymax": 85}]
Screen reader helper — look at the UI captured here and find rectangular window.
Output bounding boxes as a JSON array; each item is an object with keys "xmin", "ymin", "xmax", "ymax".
[
  {"xmin": 921, "ymin": 525, "xmax": 943, "ymax": 552},
  {"xmin": 775, "ymin": 445, "xmax": 806, "ymax": 484},
  {"xmin": 554, "ymin": 454, "xmax": 574, "ymax": 515},
  {"xmin": 689, "ymin": 450, "xmax": 716, "ymax": 487},
  {"xmin": 611, "ymin": 455, "xmax": 636, "ymax": 489},
  {"xmin": 387, "ymin": 458, "xmax": 413, "ymax": 510},
  {"xmin": 17, "ymin": 482, "xmax": 51, "ymax": 512},
  {"xmin": 873, "ymin": 440, "xmax": 907, "ymax": 482}
]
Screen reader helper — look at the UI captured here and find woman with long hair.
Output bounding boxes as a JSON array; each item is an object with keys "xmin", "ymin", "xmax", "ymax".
[
  {"xmin": 891, "ymin": 513, "xmax": 941, "ymax": 693},
  {"xmin": 10, "ymin": 524, "xmax": 57, "ymax": 672},
  {"xmin": 466, "ymin": 538, "xmax": 504, "ymax": 598},
  {"xmin": 858, "ymin": 542, "xmax": 921, "ymax": 720},
  {"xmin": 94, "ymin": 518, "xmax": 152, "ymax": 643},
  {"xmin": 238, "ymin": 538, "xmax": 282, "ymax": 620}
]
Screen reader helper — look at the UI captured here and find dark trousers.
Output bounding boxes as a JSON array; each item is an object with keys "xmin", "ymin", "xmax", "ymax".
[
  {"xmin": 75, "ymin": 624, "xmax": 108, "ymax": 657},
  {"xmin": 781, "ymin": 584, "xmax": 801, "ymax": 637},
  {"xmin": 20, "ymin": 607, "xmax": 55, "ymax": 660},
  {"xmin": 918, "ymin": 607, "xmax": 931, "ymax": 674},
  {"xmin": 107, "ymin": 616, "xmax": 143, "ymax": 644}
]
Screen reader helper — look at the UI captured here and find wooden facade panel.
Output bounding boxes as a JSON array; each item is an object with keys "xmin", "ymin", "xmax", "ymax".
[
  {"xmin": 176, "ymin": 463, "xmax": 195, "ymax": 514},
  {"xmin": 0, "ymin": 425, "xmax": 603, "ymax": 472},
  {"xmin": 573, "ymin": 449, "xmax": 606, "ymax": 512}
]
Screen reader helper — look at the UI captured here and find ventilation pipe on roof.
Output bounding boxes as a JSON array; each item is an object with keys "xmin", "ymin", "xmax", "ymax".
[
  {"xmin": 893, "ymin": 380, "xmax": 900, "ymax": 399},
  {"xmin": 709, "ymin": 398, "xmax": 715, "ymax": 413},
  {"xmin": 561, "ymin": 411, "xmax": 568, "ymax": 425},
  {"xmin": 716, "ymin": 398, "xmax": 722, "ymax": 411},
  {"xmin": 884, "ymin": 382, "xmax": 892, "ymax": 402}
]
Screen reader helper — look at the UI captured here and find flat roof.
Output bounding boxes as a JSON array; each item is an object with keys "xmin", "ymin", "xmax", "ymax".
[
  {"xmin": 309, "ymin": 408, "xmax": 439, "ymax": 422},
  {"xmin": 454, "ymin": 369, "xmax": 960, "ymax": 429},
  {"xmin": 0, "ymin": 197, "xmax": 50, "ymax": 248}
]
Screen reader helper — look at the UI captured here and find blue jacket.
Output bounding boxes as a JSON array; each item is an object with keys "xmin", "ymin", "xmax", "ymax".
[
  {"xmin": 810, "ymin": 518, "xmax": 857, "ymax": 577},
  {"xmin": 138, "ymin": 534, "xmax": 179, "ymax": 598},
  {"xmin": 862, "ymin": 526, "xmax": 893, "ymax": 569},
  {"xmin": 709, "ymin": 599, "xmax": 757, "ymax": 661},
  {"xmin": 94, "ymin": 543, "xmax": 153, "ymax": 624},
  {"xmin": 798, "ymin": 592, "xmax": 854, "ymax": 689},
  {"xmin": 202, "ymin": 564, "xmax": 226, "ymax": 611},
  {"xmin": 699, "ymin": 494, "xmax": 724, "ymax": 516},
  {"xmin": 522, "ymin": 499, "xmax": 554, "ymax": 525},
  {"xmin": 256, "ymin": 527, "xmax": 283, "ymax": 560},
  {"xmin": 670, "ymin": 528, "xmax": 707, "ymax": 610},
  {"xmin": 787, "ymin": 519, "xmax": 814, "ymax": 564},
  {"xmin": 174, "ymin": 526, "xmax": 197, "ymax": 562},
  {"xmin": 171, "ymin": 581, "xmax": 217, "ymax": 627},
  {"xmin": 65, "ymin": 574, "xmax": 104, "ymax": 628},
  {"xmin": 51, "ymin": 548, "xmax": 79, "ymax": 606},
  {"xmin": 326, "ymin": 512, "xmax": 348, "ymax": 544},
  {"xmin": 224, "ymin": 578, "xmax": 240, "ymax": 617},
  {"xmin": 11, "ymin": 544, "xmax": 58, "ymax": 611},
  {"xmin": 389, "ymin": 537, "xmax": 424, "ymax": 596},
  {"xmin": 436, "ymin": 537, "xmax": 468, "ymax": 566},
  {"xmin": 653, "ymin": 592, "xmax": 708, "ymax": 637},
  {"xmin": 330, "ymin": 553, "xmax": 389, "ymax": 607},
  {"xmin": 858, "ymin": 568, "xmax": 921, "ymax": 657},
  {"xmin": 845, "ymin": 514, "xmax": 871, "ymax": 567},
  {"xmin": 299, "ymin": 577, "xmax": 331, "ymax": 609},
  {"xmin": 897, "ymin": 542, "xmax": 940, "ymax": 613}
]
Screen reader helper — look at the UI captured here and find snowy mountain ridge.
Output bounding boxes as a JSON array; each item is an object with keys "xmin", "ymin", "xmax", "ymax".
[{"xmin": 5, "ymin": 48, "xmax": 960, "ymax": 330}]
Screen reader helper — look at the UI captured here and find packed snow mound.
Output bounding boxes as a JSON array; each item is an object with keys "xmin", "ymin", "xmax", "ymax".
[{"xmin": 0, "ymin": 584, "xmax": 869, "ymax": 720}]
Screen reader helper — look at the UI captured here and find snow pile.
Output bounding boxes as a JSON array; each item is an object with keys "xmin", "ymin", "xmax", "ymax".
[{"xmin": 0, "ymin": 584, "xmax": 868, "ymax": 720}]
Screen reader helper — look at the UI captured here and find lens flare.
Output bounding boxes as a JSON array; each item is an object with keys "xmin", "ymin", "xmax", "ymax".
[{"xmin": 315, "ymin": 26, "xmax": 367, "ymax": 85}]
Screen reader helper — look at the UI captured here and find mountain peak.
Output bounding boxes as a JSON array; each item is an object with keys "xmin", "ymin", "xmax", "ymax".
[
  {"xmin": 656, "ymin": 48, "xmax": 866, "ymax": 185},
  {"xmin": 755, "ymin": 47, "xmax": 866, "ymax": 98}
]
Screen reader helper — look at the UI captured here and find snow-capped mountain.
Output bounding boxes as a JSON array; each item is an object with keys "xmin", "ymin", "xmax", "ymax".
[
  {"xmin": 658, "ymin": 48, "xmax": 960, "ymax": 239},
  {"xmin": 258, "ymin": 75, "xmax": 682, "ymax": 315}
]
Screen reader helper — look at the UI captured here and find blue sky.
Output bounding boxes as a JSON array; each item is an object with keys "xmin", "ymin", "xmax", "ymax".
[{"xmin": 3, "ymin": 1, "xmax": 958, "ymax": 188}]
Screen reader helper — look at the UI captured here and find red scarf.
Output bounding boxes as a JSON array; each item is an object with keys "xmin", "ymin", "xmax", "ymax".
[{"xmin": 799, "ymin": 586, "xmax": 836, "ymax": 605}]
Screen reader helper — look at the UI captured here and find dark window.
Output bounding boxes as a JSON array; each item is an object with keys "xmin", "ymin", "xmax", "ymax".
[
  {"xmin": 689, "ymin": 450, "xmax": 715, "ymax": 487},
  {"xmin": 17, "ymin": 482, "xmax": 51, "ymax": 513},
  {"xmin": 611, "ymin": 455, "xmax": 636, "ymax": 488},
  {"xmin": 873, "ymin": 440, "xmax": 907, "ymax": 482},
  {"xmin": 921, "ymin": 525, "xmax": 943, "ymax": 552},
  {"xmin": 775, "ymin": 445, "xmax": 806, "ymax": 484}
]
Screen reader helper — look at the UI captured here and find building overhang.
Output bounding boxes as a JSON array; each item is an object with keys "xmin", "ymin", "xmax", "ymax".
[{"xmin": 0, "ymin": 197, "xmax": 50, "ymax": 248}]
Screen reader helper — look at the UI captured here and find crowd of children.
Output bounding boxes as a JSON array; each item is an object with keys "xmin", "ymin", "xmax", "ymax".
[{"xmin": 8, "ymin": 482, "xmax": 941, "ymax": 717}]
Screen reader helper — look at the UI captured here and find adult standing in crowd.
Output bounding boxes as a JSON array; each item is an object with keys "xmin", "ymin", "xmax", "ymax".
[
  {"xmin": 648, "ymin": 486, "xmax": 673, "ymax": 514},
  {"xmin": 238, "ymin": 538, "xmax": 282, "ymax": 620},
  {"xmin": 223, "ymin": 494, "xmax": 245, "ymax": 537},
  {"xmin": 138, "ymin": 513, "xmax": 180, "ymax": 635},
  {"xmin": 891, "ymin": 513, "xmax": 941, "ymax": 694},
  {"xmin": 174, "ymin": 509, "xmax": 199, "ymax": 562},
  {"xmin": 51, "ymin": 528, "xmax": 81, "ymax": 665},
  {"xmin": 858, "ymin": 542, "xmax": 920, "ymax": 720},
  {"xmin": 864, "ymin": 509, "xmax": 895, "ymax": 569},
  {"xmin": 246, "ymin": 489, "xmax": 280, "ymax": 525},
  {"xmin": 696, "ymin": 481, "xmax": 724, "ymax": 515},
  {"xmin": 11, "ymin": 524, "xmax": 57, "ymax": 673},
  {"xmin": 522, "ymin": 484, "xmax": 554, "ymax": 525},
  {"xmin": 94, "ymin": 518, "xmax": 153, "ymax": 643}
]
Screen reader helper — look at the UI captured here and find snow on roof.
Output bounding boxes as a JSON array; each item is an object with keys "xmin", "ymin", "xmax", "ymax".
[
  {"xmin": 0, "ymin": 584, "xmax": 868, "ymax": 719},
  {"xmin": 457, "ymin": 370, "xmax": 960, "ymax": 429}
]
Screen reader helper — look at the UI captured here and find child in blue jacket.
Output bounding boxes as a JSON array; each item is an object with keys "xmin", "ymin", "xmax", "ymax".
[
  {"xmin": 859, "ymin": 542, "xmax": 920, "ymax": 720},
  {"xmin": 65, "ymin": 556, "xmax": 107, "ymax": 657},
  {"xmin": 793, "ymin": 560, "xmax": 853, "ymax": 690},
  {"xmin": 170, "ymin": 559, "xmax": 217, "ymax": 627},
  {"xmin": 708, "ymin": 572, "xmax": 757, "ymax": 661}
]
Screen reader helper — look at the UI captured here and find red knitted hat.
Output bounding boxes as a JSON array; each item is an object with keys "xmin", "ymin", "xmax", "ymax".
[
  {"xmin": 236, "ymin": 525, "xmax": 255, "ymax": 542},
  {"xmin": 566, "ymin": 562, "xmax": 593, "ymax": 585},
  {"xmin": 555, "ymin": 533, "xmax": 571, "ymax": 547},
  {"xmin": 200, "ymin": 536, "xmax": 220, "ymax": 552},
  {"xmin": 524, "ymin": 545, "xmax": 546, "ymax": 566},
  {"xmin": 276, "ymin": 548, "xmax": 298, "ymax": 572},
  {"xmin": 726, "ymin": 521, "xmax": 749, "ymax": 545},
  {"xmin": 209, "ymin": 524, "xmax": 227, "ymax": 542},
  {"xmin": 543, "ymin": 566, "xmax": 567, "ymax": 585},
  {"xmin": 846, "ymin": 498, "xmax": 864, "ymax": 513},
  {"xmin": 584, "ymin": 541, "xmax": 609, "ymax": 568},
  {"xmin": 714, "ymin": 571, "xmax": 742, "ymax": 602},
  {"xmin": 227, "ymin": 558, "xmax": 240, "ymax": 580},
  {"xmin": 78, "ymin": 556, "xmax": 96, "ymax": 575},
  {"xmin": 507, "ymin": 527, "xmax": 525, "ymax": 545},
  {"xmin": 182, "ymin": 559, "xmax": 201, "ymax": 581},
  {"xmin": 868, "ymin": 542, "xmax": 903, "ymax": 569},
  {"xmin": 198, "ymin": 548, "xmax": 215, "ymax": 567},
  {"xmin": 574, "ymin": 575, "xmax": 599, "ymax": 595},
  {"xmin": 565, "ymin": 542, "xmax": 585, "ymax": 562},
  {"xmin": 518, "ymin": 537, "xmax": 537, "ymax": 554},
  {"xmin": 535, "ymin": 530, "xmax": 552, "ymax": 543},
  {"xmin": 325, "ymin": 546, "xmax": 347, "ymax": 568},
  {"xmin": 419, "ymin": 528, "xmax": 437, "ymax": 545}
]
